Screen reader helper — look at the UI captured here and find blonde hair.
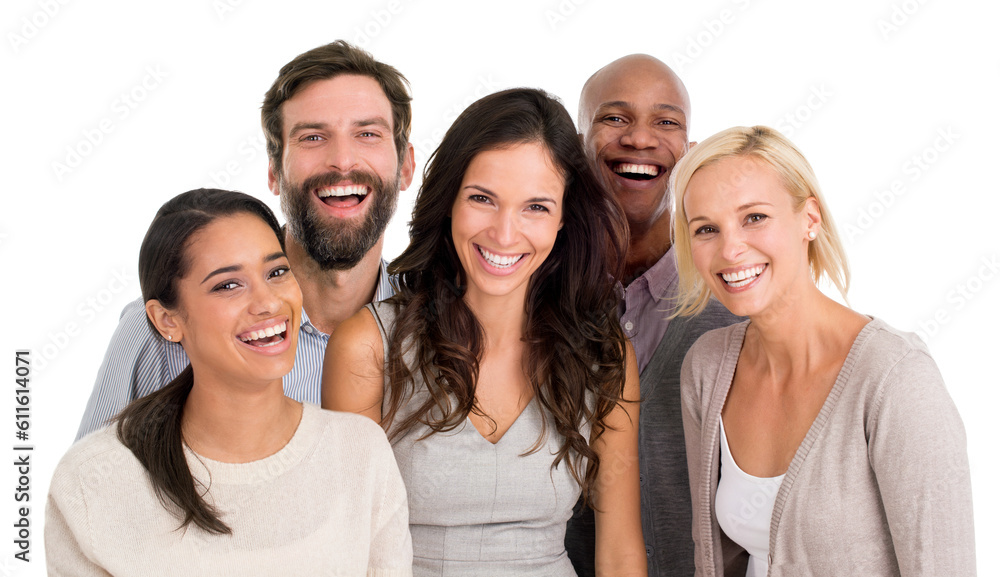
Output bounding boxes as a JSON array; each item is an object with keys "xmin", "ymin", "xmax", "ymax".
[{"xmin": 670, "ymin": 125, "xmax": 849, "ymax": 316}]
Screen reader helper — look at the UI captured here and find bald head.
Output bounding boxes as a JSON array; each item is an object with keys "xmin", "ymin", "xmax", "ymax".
[
  {"xmin": 577, "ymin": 54, "xmax": 692, "ymax": 262},
  {"xmin": 578, "ymin": 54, "xmax": 690, "ymax": 134}
]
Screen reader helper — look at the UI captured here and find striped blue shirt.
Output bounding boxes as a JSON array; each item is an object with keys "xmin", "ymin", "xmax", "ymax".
[{"xmin": 75, "ymin": 260, "xmax": 397, "ymax": 440}]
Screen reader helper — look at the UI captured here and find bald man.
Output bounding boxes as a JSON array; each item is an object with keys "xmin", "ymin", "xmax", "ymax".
[{"xmin": 565, "ymin": 55, "xmax": 741, "ymax": 577}]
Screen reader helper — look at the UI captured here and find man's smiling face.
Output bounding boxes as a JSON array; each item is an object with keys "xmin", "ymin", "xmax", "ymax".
[
  {"xmin": 579, "ymin": 55, "xmax": 690, "ymax": 238},
  {"xmin": 269, "ymin": 74, "xmax": 414, "ymax": 270}
]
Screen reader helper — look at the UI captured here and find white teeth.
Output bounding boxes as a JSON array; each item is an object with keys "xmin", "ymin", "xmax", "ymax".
[
  {"xmin": 240, "ymin": 322, "xmax": 287, "ymax": 342},
  {"xmin": 614, "ymin": 163, "xmax": 659, "ymax": 176},
  {"xmin": 477, "ymin": 246, "xmax": 523, "ymax": 269},
  {"xmin": 721, "ymin": 265, "xmax": 766, "ymax": 287},
  {"xmin": 317, "ymin": 185, "xmax": 368, "ymax": 198}
]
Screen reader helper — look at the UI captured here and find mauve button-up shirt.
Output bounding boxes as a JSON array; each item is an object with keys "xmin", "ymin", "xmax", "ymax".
[{"xmin": 618, "ymin": 247, "xmax": 679, "ymax": 374}]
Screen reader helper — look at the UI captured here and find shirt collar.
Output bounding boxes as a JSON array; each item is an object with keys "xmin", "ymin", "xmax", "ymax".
[
  {"xmin": 638, "ymin": 245, "xmax": 679, "ymax": 302},
  {"xmin": 374, "ymin": 258, "xmax": 398, "ymax": 302}
]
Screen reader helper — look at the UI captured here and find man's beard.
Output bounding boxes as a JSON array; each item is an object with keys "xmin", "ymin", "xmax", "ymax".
[{"xmin": 279, "ymin": 168, "xmax": 400, "ymax": 271}]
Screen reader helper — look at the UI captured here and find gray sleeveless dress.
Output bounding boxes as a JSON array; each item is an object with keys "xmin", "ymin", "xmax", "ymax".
[{"xmin": 368, "ymin": 302, "xmax": 587, "ymax": 577}]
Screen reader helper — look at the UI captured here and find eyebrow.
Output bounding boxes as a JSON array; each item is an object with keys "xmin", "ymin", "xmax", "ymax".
[
  {"xmin": 200, "ymin": 251, "xmax": 287, "ymax": 284},
  {"xmin": 687, "ymin": 202, "xmax": 774, "ymax": 225},
  {"xmin": 354, "ymin": 117, "xmax": 392, "ymax": 131}
]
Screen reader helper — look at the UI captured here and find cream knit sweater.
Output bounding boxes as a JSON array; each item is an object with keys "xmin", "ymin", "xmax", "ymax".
[{"xmin": 46, "ymin": 403, "xmax": 412, "ymax": 576}]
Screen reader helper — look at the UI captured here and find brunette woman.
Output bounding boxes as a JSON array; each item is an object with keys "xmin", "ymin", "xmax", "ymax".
[
  {"xmin": 46, "ymin": 189, "xmax": 412, "ymax": 575},
  {"xmin": 323, "ymin": 89, "xmax": 646, "ymax": 576}
]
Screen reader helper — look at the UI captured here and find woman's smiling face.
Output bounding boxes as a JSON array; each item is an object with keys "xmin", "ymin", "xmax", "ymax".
[
  {"xmin": 684, "ymin": 156, "xmax": 818, "ymax": 319},
  {"xmin": 449, "ymin": 142, "xmax": 565, "ymax": 306},
  {"xmin": 166, "ymin": 213, "xmax": 302, "ymax": 388}
]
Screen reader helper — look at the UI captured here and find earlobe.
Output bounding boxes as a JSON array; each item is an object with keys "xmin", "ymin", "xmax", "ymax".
[
  {"xmin": 804, "ymin": 197, "xmax": 822, "ymax": 239},
  {"xmin": 145, "ymin": 299, "xmax": 182, "ymax": 342}
]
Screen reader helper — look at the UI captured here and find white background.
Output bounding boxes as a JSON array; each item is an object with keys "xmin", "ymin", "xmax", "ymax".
[{"xmin": 2, "ymin": 0, "xmax": 997, "ymax": 573}]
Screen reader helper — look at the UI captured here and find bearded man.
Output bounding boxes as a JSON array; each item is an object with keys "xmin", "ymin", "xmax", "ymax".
[{"xmin": 76, "ymin": 41, "xmax": 414, "ymax": 439}]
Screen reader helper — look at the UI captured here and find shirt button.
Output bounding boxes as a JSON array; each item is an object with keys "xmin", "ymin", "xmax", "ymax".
[
  {"xmin": 302, "ymin": 325, "xmax": 313, "ymax": 334},
  {"xmin": 625, "ymin": 321, "xmax": 634, "ymax": 331},
  {"xmin": 639, "ymin": 474, "xmax": 645, "ymax": 486},
  {"xmin": 645, "ymin": 545, "xmax": 653, "ymax": 558}
]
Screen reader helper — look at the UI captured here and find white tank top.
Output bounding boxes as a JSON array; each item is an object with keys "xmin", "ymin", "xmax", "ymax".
[{"xmin": 715, "ymin": 419, "xmax": 785, "ymax": 577}]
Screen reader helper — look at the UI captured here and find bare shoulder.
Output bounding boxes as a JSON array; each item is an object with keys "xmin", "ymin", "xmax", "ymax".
[
  {"xmin": 326, "ymin": 306, "xmax": 385, "ymax": 365},
  {"xmin": 323, "ymin": 307, "xmax": 388, "ymax": 419}
]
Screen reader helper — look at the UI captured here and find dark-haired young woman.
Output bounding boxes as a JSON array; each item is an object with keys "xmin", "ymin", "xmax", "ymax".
[
  {"xmin": 322, "ymin": 89, "xmax": 646, "ymax": 576},
  {"xmin": 46, "ymin": 189, "xmax": 412, "ymax": 575}
]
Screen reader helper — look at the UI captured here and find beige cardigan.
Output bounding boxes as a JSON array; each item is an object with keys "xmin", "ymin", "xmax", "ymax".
[{"xmin": 681, "ymin": 319, "xmax": 976, "ymax": 576}]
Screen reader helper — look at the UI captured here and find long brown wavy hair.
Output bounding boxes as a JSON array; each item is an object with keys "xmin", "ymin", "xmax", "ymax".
[{"xmin": 384, "ymin": 88, "xmax": 630, "ymax": 500}]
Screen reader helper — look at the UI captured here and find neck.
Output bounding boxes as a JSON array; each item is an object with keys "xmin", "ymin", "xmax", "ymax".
[
  {"xmin": 284, "ymin": 230, "xmax": 384, "ymax": 335},
  {"xmin": 624, "ymin": 215, "xmax": 672, "ymax": 284},
  {"xmin": 742, "ymin": 284, "xmax": 864, "ymax": 382},
  {"xmin": 464, "ymin": 290, "xmax": 528, "ymax": 348},
  {"xmin": 181, "ymin": 375, "xmax": 301, "ymax": 463}
]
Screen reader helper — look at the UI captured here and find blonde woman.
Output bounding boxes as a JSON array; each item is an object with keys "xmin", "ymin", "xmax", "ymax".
[{"xmin": 671, "ymin": 126, "xmax": 975, "ymax": 576}]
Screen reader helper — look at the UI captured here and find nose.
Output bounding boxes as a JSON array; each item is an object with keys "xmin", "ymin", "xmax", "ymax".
[
  {"xmin": 324, "ymin": 133, "xmax": 359, "ymax": 172},
  {"xmin": 248, "ymin": 278, "xmax": 282, "ymax": 317},
  {"xmin": 620, "ymin": 123, "xmax": 657, "ymax": 150},
  {"xmin": 489, "ymin": 210, "xmax": 519, "ymax": 247},
  {"xmin": 720, "ymin": 228, "xmax": 748, "ymax": 262}
]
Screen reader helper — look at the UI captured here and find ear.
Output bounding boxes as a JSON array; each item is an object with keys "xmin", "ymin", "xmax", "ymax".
[
  {"xmin": 145, "ymin": 299, "xmax": 183, "ymax": 342},
  {"xmin": 399, "ymin": 143, "xmax": 416, "ymax": 191},
  {"xmin": 267, "ymin": 160, "xmax": 280, "ymax": 196},
  {"xmin": 803, "ymin": 197, "xmax": 822, "ymax": 238}
]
